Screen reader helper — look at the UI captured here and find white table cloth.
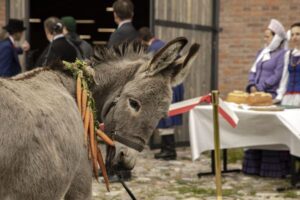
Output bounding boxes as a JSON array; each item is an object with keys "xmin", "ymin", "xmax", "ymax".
[{"xmin": 189, "ymin": 104, "xmax": 300, "ymax": 161}]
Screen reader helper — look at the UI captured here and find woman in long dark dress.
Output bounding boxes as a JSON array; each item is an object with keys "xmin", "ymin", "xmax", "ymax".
[{"xmin": 243, "ymin": 19, "xmax": 290, "ymax": 178}]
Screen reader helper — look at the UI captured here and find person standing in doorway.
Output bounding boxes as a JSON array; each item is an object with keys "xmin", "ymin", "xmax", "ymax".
[
  {"xmin": 61, "ymin": 16, "xmax": 94, "ymax": 60},
  {"xmin": 107, "ymin": 0, "xmax": 138, "ymax": 48},
  {"xmin": 103, "ymin": 0, "xmax": 138, "ymax": 182},
  {"xmin": 35, "ymin": 17, "xmax": 77, "ymax": 67},
  {"xmin": 139, "ymin": 27, "xmax": 184, "ymax": 160},
  {"xmin": 0, "ymin": 19, "xmax": 30, "ymax": 77}
]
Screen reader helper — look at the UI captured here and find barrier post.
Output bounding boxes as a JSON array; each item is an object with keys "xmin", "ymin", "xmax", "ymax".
[{"xmin": 211, "ymin": 90, "xmax": 223, "ymax": 200}]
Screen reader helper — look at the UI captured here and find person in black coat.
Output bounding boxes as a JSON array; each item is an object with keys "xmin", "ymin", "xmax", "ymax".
[
  {"xmin": 35, "ymin": 17, "xmax": 77, "ymax": 67},
  {"xmin": 107, "ymin": 0, "xmax": 138, "ymax": 48}
]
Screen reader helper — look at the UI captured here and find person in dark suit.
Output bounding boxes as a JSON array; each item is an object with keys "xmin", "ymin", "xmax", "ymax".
[
  {"xmin": 139, "ymin": 27, "xmax": 184, "ymax": 160},
  {"xmin": 103, "ymin": 0, "xmax": 138, "ymax": 182},
  {"xmin": 107, "ymin": 0, "xmax": 138, "ymax": 48},
  {"xmin": 35, "ymin": 17, "xmax": 77, "ymax": 67},
  {"xmin": 0, "ymin": 19, "xmax": 30, "ymax": 77}
]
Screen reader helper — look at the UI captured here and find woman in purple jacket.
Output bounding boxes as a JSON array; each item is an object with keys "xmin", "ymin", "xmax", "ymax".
[{"xmin": 243, "ymin": 19, "xmax": 290, "ymax": 178}]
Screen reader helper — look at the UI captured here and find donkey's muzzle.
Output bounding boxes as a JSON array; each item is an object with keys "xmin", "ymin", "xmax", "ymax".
[{"xmin": 107, "ymin": 142, "xmax": 138, "ymax": 171}]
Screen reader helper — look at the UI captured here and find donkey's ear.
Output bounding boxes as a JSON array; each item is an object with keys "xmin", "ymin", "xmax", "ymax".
[
  {"xmin": 170, "ymin": 43, "xmax": 200, "ymax": 86},
  {"xmin": 146, "ymin": 37, "xmax": 188, "ymax": 75}
]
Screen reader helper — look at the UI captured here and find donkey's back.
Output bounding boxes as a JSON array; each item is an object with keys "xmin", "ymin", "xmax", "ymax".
[{"xmin": 0, "ymin": 70, "xmax": 92, "ymax": 200}]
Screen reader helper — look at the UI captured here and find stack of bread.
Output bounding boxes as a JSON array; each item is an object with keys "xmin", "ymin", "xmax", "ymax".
[
  {"xmin": 247, "ymin": 92, "xmax": 273, "ymax": 106},
  {"xmin": 226, "ymin": 90, "xmax": 249, "ymax": 104},
  {"xmin": 226, "ymin": 90, "xmax": 273, "ymax": 106}
]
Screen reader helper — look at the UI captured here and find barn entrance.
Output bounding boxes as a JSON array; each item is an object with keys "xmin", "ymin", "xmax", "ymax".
[{"xmin": 6, "ymin": 0, "xmax": 150, "ymax": 67}]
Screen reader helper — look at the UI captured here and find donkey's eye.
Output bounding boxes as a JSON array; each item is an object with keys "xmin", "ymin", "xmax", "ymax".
[{"xmin": 128, "ymin": 98, "xmax": 140, "ymax": 112}]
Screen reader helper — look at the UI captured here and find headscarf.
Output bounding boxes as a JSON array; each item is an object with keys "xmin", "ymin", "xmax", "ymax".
[{"xmin": 250, "ymin": 19, "xmax": 287, "ymax": 72}]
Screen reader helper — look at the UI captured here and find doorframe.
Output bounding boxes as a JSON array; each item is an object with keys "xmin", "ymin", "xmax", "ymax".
[{"xmin": 5, "ymin": 0, "xmax": 10, "ymax": 22}]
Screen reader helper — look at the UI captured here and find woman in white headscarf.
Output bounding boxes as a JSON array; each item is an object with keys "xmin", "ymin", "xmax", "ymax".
[
  {"xmin": 246, "ymin": 19, "xmax": 287, "ymax": 98},
  {"xmin": 243, "ymin": 19, "xmax": 290, "ymax": 178}
]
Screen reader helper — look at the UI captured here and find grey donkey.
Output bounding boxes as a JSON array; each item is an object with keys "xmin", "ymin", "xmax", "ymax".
[{"xmin": 0, "ymin": 37, "xmax": 199, "ymax": 199}]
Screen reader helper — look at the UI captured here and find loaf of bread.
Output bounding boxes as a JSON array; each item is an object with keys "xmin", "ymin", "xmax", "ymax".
[
  {"xmin": 226, "ymin": 90, "xmax": 249, "ymax": 104},
  {"xmin": 247, "ymin": 92, "xmax": 273, "ymax": 106}
]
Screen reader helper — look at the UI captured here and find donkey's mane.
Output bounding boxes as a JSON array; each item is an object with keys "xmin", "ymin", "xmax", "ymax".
[
  {"xmin": 10, "ymin": 67, "xmax": 51, "ymax": 81},
  {"xmin": 92, "ymin": 42, "xmax": 149, "ymax": 66}
]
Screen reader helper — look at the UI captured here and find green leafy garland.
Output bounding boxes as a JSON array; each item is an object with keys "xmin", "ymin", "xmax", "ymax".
[{"xmin": 63, "ymin": 59, "xmax": 99, "ymax": 128}]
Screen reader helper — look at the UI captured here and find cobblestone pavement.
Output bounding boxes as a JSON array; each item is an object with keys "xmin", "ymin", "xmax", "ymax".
[{"xmin": 92, "ymin": 147, "xmax": 300, "ymax": 200}]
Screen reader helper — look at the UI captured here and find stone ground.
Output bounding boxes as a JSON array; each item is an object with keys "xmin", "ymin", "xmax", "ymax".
[{"xmin": 92, "ymin": 147, "xmax": 300, "ymax": 200}]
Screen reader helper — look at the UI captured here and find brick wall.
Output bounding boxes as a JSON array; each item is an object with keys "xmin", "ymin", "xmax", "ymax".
[
  {"xmin": 0, "ymin": 0, "xmax": 5, "ymax": 26},
  {"xmin": 219, "ymin": 0, "xmax": 300, "ymax": 97}
]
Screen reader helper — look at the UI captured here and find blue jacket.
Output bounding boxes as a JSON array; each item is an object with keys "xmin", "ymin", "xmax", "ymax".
[
  {"xmin": 286, "ymin": 55, "xmax": 300, "ymax": 93},
  {"xmin": 148, "ymin": 39, "xmax": 184, "ymax": 128},
  {"xmin": 0, "ymin": 38, "xmax": 22, "ymax": 77},
  {"xmin": 148, "ymin": 39, "xmax": 165, "ymax": 53}
]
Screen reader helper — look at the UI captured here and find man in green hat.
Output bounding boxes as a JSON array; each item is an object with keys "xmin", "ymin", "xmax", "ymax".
[{"xmin": 61, "ymin": 16, "xmax": 93, "ymax": 60}]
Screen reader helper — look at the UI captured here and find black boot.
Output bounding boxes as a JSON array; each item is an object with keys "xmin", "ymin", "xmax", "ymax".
[
  {"xmin": 155, "ymin": 134, "xmax": 177, "ymax": 160},
  {"xmin": 154, "ymin": 134, "xmax": 167, "ymax": 159}
]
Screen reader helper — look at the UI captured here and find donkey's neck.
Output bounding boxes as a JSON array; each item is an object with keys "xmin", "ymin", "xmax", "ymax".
[{"xmin": 55, "ymin": 71, "xmax": 77, "ymax": 97}]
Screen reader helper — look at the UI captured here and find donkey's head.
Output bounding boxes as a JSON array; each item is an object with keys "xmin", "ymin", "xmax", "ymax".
[{"xmin": 92, "ymin": 37, "xmax": 200, "ymax": 171}]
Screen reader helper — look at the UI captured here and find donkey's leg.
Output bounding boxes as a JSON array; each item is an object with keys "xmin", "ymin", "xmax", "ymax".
[{"xmin": 64, "ymin": 155, "xmax": 93, "ymax": 200}]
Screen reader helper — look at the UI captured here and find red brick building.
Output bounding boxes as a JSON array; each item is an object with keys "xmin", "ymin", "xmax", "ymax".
[{"xmin": 219, "ymin": 0, "xmax": 300, "ymax": 95}]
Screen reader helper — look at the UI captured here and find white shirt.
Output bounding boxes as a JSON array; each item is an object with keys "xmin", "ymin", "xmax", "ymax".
[
  {"xmin": 8, "ymin": 36, "xmax": 15, "ymax": 46},
  {"xmin": 118, "ymin": 19, "xmax": 132, "ymax": 29},
  {"xmin": 52, "ymin": 34, "xmax": 64, "ymax": 42}
]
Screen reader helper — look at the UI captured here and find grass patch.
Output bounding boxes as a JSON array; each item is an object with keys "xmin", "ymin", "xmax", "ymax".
[
  {"xmin": 249, "ymin": 190, "xmax": 256, "ymax": 196},
  {"xmin": 165, "ymin": 172, "xmax": 171, "ymax": 177},
  {"xmin": 176, "ymin": 186, "xmax": 237, "ymax": 197},
  {"xmin": 202, "ymin": 148, "xmax": 244, "ymax": 164},
  {"xmin": 177, "ymin": 187, "xmax": 215, "ymax": 195},
  {"xmin": 176, "ymin": 179, "xmax": 191, "ymax": 185},
  {"xmin": 283, "ymin": 191, "xmax": 299, "ymax": 198},
  {"xmin": 227, "ymin": 149, "xmax": 244, "ymax": 163}
]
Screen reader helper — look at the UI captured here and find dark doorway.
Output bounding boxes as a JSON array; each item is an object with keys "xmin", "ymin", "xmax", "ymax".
[{"xmin": 28, "ymin": 0, "xmax": 149, "ymax": 67}]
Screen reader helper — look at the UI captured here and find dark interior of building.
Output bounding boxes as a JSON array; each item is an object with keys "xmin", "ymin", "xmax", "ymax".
[{"xmin": 28, "ymin": 0, "xmax": 149, "ymax": 67}]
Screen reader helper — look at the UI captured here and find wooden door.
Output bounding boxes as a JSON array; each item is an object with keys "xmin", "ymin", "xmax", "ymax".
[{"xmin": 150, "ymin": 0, "xmax": 219, "ymax": 147}]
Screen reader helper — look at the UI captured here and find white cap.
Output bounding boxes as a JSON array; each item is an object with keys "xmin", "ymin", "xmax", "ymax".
[
  {"xmin": 286, "ymin": 29, "xmax": 291, "ymax": 41},
  {"xmin": 268, "ymin": 19, "xmax": 286, "ymax": 39}
]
